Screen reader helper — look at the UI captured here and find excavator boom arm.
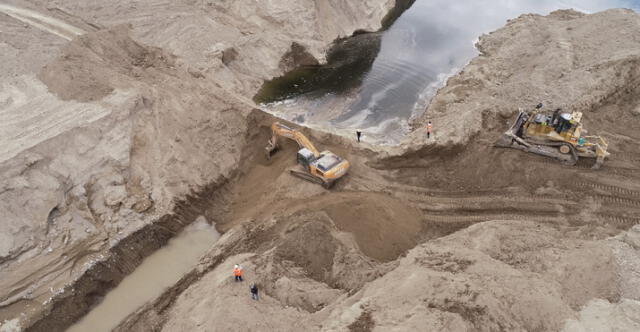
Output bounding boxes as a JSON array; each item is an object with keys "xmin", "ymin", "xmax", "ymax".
[{"xmin": 268, "ymin": 122, "xmax": 320, "ymax": 157}]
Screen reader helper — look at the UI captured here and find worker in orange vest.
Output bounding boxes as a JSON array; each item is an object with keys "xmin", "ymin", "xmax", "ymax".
[
  {"xmin": 427, "ymin": 121, "xmax": 433, "ymax": 138},
  {"xmin": 233, "ymin": 264, "xmax": 244, "ymax": 282}
]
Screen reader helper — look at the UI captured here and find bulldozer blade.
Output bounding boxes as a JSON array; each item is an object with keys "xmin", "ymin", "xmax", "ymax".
[{"xmin": 494, "ymin": 134, "xmax": 514, "ymax": 148}]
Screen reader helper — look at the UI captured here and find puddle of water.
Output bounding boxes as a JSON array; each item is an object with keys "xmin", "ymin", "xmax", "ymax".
[
  {"xmin": 262, "ymin": 0, "xmax": 640, "ymax": 144},
  {"xmin": 66, "ymin": 217, "xmax": 220, "ymax": 332}
]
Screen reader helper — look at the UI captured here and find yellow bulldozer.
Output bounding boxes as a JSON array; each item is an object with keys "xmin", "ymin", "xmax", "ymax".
[
  {"xmin": 495, "ymin": 104, "xmax": 609, "ymax": 169},
  {"xmin": 265, "ymin": 122, "xmax": 350, "ymax": 188}
]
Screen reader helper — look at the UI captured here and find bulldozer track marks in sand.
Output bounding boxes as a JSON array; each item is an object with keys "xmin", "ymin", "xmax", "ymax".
[
  {"xmin": 383, "ymin": 185, "xmax": 575, "ymax": 226},
  {"xmin": 573, "ymin": 182, "xmax": 640, "ymax": 198},
  {"xmin": 384, "ymin": 179, "xmax": 640, "ymax": 230},
  {"xmin": 616, "ymin": 153, "xmax": 640, "ymax": 163},
  {"xmin": 383, "ymin": 184, "xmax": 502, "ymax": 198},
  {"xmin": 598, "ymin": 215, "xmax": 640, "ymax": 227},
  {"xmin": 591, "ymin": 195, "xmax": 640, "ymax": 207}
]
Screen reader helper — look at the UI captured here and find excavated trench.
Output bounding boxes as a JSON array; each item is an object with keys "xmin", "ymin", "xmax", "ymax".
[
  {"xmin": 24, "ymin": 180, "xmax": 231, "ymax": 332},
  {"xmin": 66, "ymin": 219, "xmax": 219, "ymax": 332}
]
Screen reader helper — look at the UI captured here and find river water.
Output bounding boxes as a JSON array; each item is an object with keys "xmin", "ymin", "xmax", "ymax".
[
  {"xmin": 262, "ymin": 0, "xmax": 640, "ymax": 144},
  {"xmin": 66, "ymin": 217, "xmax": 220, "ymax": 332}
]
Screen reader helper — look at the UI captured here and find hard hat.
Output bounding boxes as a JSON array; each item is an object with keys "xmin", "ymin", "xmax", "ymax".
[
  {"xmin": 234, "ymin": 264, "xmax": 239, "ymax": 269},
  {"xmin": 561, "ymin": 113, "xmax": 572, "ymax": 121}
]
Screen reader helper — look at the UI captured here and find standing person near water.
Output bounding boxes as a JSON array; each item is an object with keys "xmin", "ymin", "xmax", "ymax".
[
  {"xmin": 356, "ymin": 130, "xmax": 362, "ymax": 142},
  {"xmin": 250, "ymin": 283, "xmax": 259, "ymax": 300},
  {"xmin": 427, "ymin": 121, "xmax": 433, "ymax": 138}
]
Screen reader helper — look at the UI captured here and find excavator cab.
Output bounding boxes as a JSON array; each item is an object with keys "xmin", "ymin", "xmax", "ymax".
[{"xmin": 296, "ymin": 148, "xmax": 316, "ymax": 171}]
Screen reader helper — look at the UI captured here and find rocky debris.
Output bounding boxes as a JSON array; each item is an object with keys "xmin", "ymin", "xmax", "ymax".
[
  {"xmin": 221, "ymin": 47, "xmax": 239, "ymax": 66},
  {"xmin": 278, "ymin": 42, "xmax": 320, "ymax": 72}
]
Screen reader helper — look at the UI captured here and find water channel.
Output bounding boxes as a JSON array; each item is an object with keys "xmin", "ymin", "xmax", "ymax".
[{"xmin": 66, "ymin": 217, "xmax": 220, "ymax": 332}]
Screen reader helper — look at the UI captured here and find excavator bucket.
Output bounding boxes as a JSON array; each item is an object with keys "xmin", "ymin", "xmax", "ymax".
[{"xmin": 265, "ymin": 138, "xmax": 278, "ymax": 160}]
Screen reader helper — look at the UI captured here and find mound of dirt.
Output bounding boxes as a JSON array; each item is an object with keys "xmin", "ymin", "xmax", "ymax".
[
  {"xmin": 275, "ymin": 220, "xmax": 338, "ymax": 282},
  {"xmin": 321, "ymin": 192, "xmax": 423, "ymax": 261}
]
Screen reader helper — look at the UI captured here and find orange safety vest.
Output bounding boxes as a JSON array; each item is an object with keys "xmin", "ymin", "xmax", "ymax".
[
  {"xmin": 427, "ymin": 123, "xmax": 433, "ymax": 132},
  {"xmin": 234, "ymin": 268, "xmax": 243, "ymax": 276}
]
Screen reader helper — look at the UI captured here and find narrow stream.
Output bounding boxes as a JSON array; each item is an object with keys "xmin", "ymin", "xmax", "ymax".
[
  {"xmin": 66, "ymin": 217, "xmax": 220, "ymax": 332},
  {"xmin": 261, "ymin": 0, "xmax": 639, "ymax": 144}
]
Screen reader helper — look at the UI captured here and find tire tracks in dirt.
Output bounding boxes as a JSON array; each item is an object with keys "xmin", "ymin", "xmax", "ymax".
[{"xmin": 0, "ymin": 4, "xmax": 85, "ymax": 41}]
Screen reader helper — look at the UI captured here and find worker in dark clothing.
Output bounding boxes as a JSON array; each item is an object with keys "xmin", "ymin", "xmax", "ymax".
[
  {"xmin": 356, "ymin": 130, "xmax": 362, "ymax": 142},
  {"xmin": 250, "ymin": 283, "xmax": 259, "ymax": 300},
  {"xmin": 551, "ymin": 108, "xmax": 561, "ymax": 127}
]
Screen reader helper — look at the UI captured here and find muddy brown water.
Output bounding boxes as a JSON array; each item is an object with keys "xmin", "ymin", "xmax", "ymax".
[{"xmin": 66, "ymin": 217, "xmax": 219, "ymax": 332}]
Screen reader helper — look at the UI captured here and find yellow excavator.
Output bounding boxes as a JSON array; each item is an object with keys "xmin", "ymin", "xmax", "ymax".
[
  {"xmin": 265, "ymin": 122, "xmax": 350, "ymax": 188},
  {"xmin": 495, "ymin": 104, "xmax": 609, "ymax": 169}
]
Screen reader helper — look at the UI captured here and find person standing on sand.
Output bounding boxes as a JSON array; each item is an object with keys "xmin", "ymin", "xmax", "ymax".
[
  {"xmin": 233, "ymin": 264, "xmax": 243, "ymax": 282},
  {"xmin": 356, "ymin": 130, "xmax": 362, "ymax": 142},
  {"xmin": 250, "ymin": 283, "xmax": 259, "ymax": 300},
  {"xmin": 427, "ymin": 121, "xmax": 433, "ymax": 138}
]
